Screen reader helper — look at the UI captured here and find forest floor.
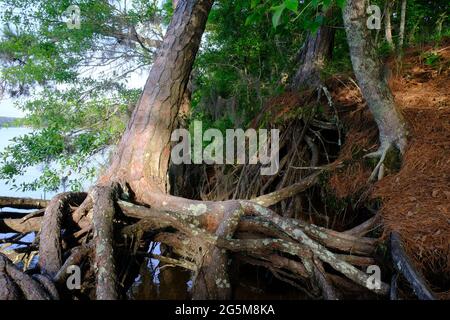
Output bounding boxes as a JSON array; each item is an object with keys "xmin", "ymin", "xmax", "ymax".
[
  {"xmin": 329, "ymin": 39, "xmax": 450, "ymax": 297},
  {"xmin": 378, "ymin": 41, "xmax": 450, "ymax": 296}
]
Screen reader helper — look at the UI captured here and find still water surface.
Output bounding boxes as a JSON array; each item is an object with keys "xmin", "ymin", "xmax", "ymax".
[
  {"xmin": 0, "ymin": 126, "xmax": 104, "ymax": 199},
  {"xmin": 0, "ymin": 126, "xmax": 57, "ymax": 199}
]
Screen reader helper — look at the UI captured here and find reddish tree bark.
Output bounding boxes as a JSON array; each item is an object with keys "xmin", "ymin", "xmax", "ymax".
[{"xmin": 101, "ymin": 0, "xmax": 214, "ymax": 202}]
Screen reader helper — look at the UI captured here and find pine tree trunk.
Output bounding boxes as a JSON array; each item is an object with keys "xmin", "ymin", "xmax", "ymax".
[
  {"xmin": 291, "ymin": 9, "xmax": 335, "ymax": 90},
  {"xmin": 101, "ymin": 0, "xmax": 214, "ymax": 201},
  {"xmin": 342, "ymin": 0, "xmax": 407, "ymax": 154},
  {"xmin": 399, "ymin": 0, "xmax": 407, "ymax": 48},
  {"xmin": 385, "ymin": 1, "xmax": 394, "ymax": 48}
]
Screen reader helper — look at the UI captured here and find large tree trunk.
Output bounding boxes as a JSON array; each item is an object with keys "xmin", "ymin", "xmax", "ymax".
[
  {"xmin": 384, "ymin": 1, "xmax": 394, "ymax": 48},
  {"xmin": 101, "ymin": 0, "xmax": 214, "ymax": 201},
  {"xmin": 291, "ymin": 9, "xmax": 335, "ymax": 90},
  {"xmin": 399, "ymin": 0, "xmax": 407, "ymax": 48},
  {"xmin": 342, "ymin": 0, "xmax": 408, "ymax": 159}
]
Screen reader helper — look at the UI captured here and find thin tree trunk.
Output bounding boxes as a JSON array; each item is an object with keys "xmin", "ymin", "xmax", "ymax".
[
  {"xmin": 291, "ymin": 9, "xmax": 335, "ymax": 90},
  {"xmin": 343, "ymin": 0, "xmax": 408, "ymax": 155},
  {"xmin": 101, "ymin": 0, "xmax": 214, "ymax": 202},
  {"xmin": 436, "ymin": 13, "xmax": 446, "ymax": 37},
  {"xmin": 399, "ymin": 0, "xmax": 407, "ymax": 48},
  {"xmin": 385, "ymin": 1, "xmax": 394, "ymax": 48},
  {"xmin": 408, "ymin": 14, "xmax": 422, "ymax": 43}
]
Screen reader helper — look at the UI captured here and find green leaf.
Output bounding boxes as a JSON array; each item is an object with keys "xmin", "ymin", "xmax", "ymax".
[
  {"xmin": 336, "ymin": 0, "xmax": 346, "ymax": 9},
  {"xmin": 322, "ymin": 0, "xmax": 332, "ymax": 10},
  {"xmin": 284, "ymin": 0, "xmax": 298, "ymax": 13},
  {"xmin": 315, "ymin": 15, "xmax": 324, "ymax": 25},
  {"xmin": 245, "ymin": 12, "xmax": 260, "ymax": 26},
  {"xmin": 309, "ymin": 15, "xmax": 324, "ymax": 33},
  {"xmin": 250, "ymin": 0, "xmax": 259, "ymax": 9},
  {"xmin": 272, "ymin": 4, "xmax": 286, "ymax": 28}
]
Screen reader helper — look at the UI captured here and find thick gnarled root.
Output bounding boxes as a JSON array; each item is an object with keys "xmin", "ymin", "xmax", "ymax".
[
  {"xmin": 0, "ymin": 187, "xmax": 393, "ymax": 300},
  {"xmin": 0, "ymin": 254, "xmax": 53, "ymax": 300},
  {"xmin": 119, "ymin": 197, "xmax": 390, "ymax": 298}
]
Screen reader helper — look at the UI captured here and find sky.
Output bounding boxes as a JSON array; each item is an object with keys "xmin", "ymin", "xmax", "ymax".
[
  {"xmin": 0, "ymin": 67, "xmax": 149, "ymax": 118},
  {"xmin": 0, "ymin": 98, "xmax": 25, "ymax": 118}
]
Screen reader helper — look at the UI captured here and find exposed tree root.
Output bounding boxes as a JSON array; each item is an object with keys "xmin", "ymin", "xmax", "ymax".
[
  {"xmin": 0, "ymin": 196, "xmax": 49, "ymax": 210},
  {"xmin": 0, "ymin": 253, "xmax": 51, "ymax": 300},
  {"xmin": 39, "ymin": 192, "xmax": 86, "ymax": 277},
  {"xmin": 0, "ymin": 255, "xmax": 21, "ymax": 300},
  {"xmin": 92, "ymin": 185, "xmax": 118, "ymax": 300},
  {"xmin": 312, "ymin": 257, "xmax": 339, "ymax": 300},
  {"xmin": 192, "ymin": 204, "xmax": 243, "ymax": 299},
  {"xmin": 364, "ymin": 142, "xmax": 391, "ymax": 182},
  {"xmin": 251, "ymin": 172, "xmax": 320, "ymax": 207},
  {"xmin": 390, "ymin": 232, "xmax": 437, "ymax": 300},
  {"xmin": 0, "ymin": 216, "xmax": 42, "ymax": 233},
  {"xmin": 0, "ymin": 188, "xmax": 392, "ymax": 300},
  {"xmin": 117, "ymin": 194, "xmax": 389, "ymax": 296},
  {"xmin": 343, "ymin": 214, "xmax": 381, "ymax": 237}
]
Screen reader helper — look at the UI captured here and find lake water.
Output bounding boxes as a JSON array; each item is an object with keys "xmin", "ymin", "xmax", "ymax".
[
  {"xmin": 0, "ymin": 126, "xmax": 100, "ymax": 242},
  {"xmin": 0, "ymin": 126, "xmax": 103, "ymax": 200},
  {"xmin": 0, "ymin": 127, "xmax": 46, "ymax": 244},
  {"xmin": 0, "ymin": 126, "xmax": 56, "ymax": 200}
]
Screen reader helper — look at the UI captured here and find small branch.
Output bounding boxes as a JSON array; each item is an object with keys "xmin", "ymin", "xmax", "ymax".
[
  {"xmin": 311, "ymin": 119, "xmax": 337, "ymax": 130},
  {"xmin": 305, "ymin": 135, "xmax": 319, "ymax": 167},
  {"xmin": 21, "ymin": 209, "xmax": 45, "ymax": 223},
  {"xmin": 343, "ymin": 215, "xmax": 381, "ymax": 237},
  {"xmin": 150, "ymin": 253, "xmax": 196, "ymax": 271},
  {"xmin": 251, "ymin": 172, "xmax": 320, "ymax": 207}
]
